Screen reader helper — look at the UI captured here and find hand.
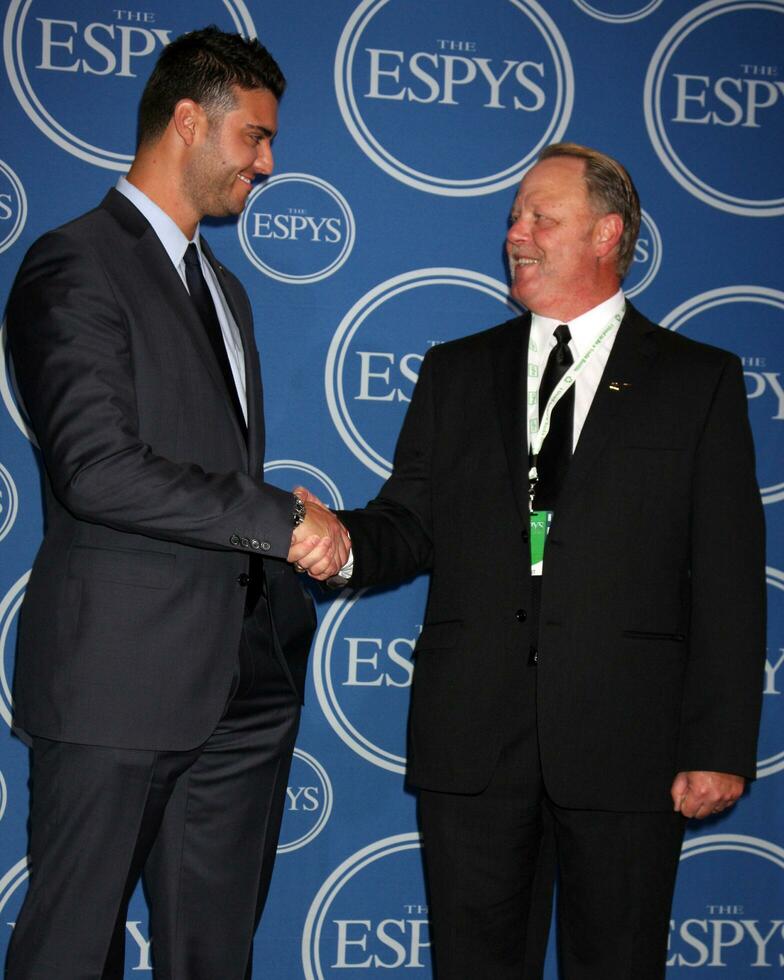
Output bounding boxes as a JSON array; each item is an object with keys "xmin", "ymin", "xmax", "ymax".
[
  {"xmin": 287, "ymin": 488, "xmax": 350, "ymax": 580},
  {"xmin": 671, "ymin": 770, "xmax": 745, "ymax": 819}
]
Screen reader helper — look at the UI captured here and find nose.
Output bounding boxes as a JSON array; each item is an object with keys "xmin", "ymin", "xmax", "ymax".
[
  {"xmin": 507, "ymin": 214, "xmax": 530, "ymax": 246},
  {"xmin": 254, "ymin": 141, "xmax": 273, "ymax": 176}
]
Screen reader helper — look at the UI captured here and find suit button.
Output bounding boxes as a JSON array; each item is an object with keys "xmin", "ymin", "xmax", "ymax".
[
  {"xmin": 240, "ymin": 537, "xmax": 250, "ymax": 548},
  {"xmin": 260, "ymin": 541, "xmax": 271, "ymax": 551},
  {"xmin": 521, "ymin": 529, "xmax": 529, "ymax": 543},
  {"xmin": 237, "ymin": 573, "xmax": 250, "ymax": 587},
  {"xmin": 516, "ymin": 609, "xmax": 527, "ymax": 622},
  {"xmin": 230, "ymin": 534, "xmax": 240, "ymax": 546},
  {"xmin": 251, "ymin": 539, "xmax": 260, "ymax": 550},
  {"xmin": 528, "ymin": 646, "xmax": 538, "ymax": 666}
]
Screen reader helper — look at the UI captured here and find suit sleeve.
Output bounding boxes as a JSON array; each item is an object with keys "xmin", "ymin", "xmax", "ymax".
[
  {"xmin": 6, "ymin": 229, "xmax": 294, "ymax": 557},
  {"xmin": 677, "ymin": 354, "xmax": 766, "ymax": 779},
  {"xmin": 338, "ymin": 347, "xmax": 437, "ymax": 588}
]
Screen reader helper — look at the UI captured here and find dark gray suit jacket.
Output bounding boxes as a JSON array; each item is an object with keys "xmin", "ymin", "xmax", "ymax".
[
  {"xmin": 6, "ymin": 188, "xmax": 315, "ymax": 751},
  {"xmin": 340, "ymin": 304, "xmax": 766, "ymax": 811}
]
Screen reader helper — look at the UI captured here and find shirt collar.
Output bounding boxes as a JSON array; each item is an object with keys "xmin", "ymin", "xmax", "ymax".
[
  {"xmin": 530, "ymin": 289, "xmax": 625, "ymax": 357},
  {"xmin": 116, "ymin": 176, "xmax": 201, "ymax": 269}
]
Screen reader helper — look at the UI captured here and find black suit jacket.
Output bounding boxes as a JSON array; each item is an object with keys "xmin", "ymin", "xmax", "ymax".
[
  {"xmin": 340, "ymin": 304, "xmax": 766, "ymax": 811},
  {"xmin": 6, "ymin": 189, "xmax": 315, "ymax": 751}
]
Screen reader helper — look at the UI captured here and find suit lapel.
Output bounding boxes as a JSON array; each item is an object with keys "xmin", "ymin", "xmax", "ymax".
[
  {"xmin": 491, "ymin": 314, "xmax": 531, "ymax": 525},
  {"xmin": 100, "ymin": 191, "xmax": 249, "ymax": 466},
  {"xmin": 556, "ymin": 303, "xmax": 659, "ymax": 518}
]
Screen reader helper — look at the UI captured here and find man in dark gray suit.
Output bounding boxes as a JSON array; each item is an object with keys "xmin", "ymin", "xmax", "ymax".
[{"xmin": 5, "ymin": 27, "xmax": 347, "ymax": 979}]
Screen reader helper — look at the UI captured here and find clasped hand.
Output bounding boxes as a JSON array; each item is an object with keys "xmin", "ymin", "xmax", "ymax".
[{"xmin": 286, "ymin": 486, "xmax": 350, "ymax": 580}]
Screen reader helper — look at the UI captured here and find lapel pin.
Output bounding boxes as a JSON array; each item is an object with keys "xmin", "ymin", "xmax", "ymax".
[{"xmin": 608, "ymin": 381, "xmax": 633, "ymax": 391}]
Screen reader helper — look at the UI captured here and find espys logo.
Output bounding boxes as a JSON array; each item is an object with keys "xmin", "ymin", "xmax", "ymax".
[
  {"xmin": 325, "ymin": 268, "xmax": 522, "ymax": 478},
  {"xmin": 312, "ymin": 580, "xmax": 429, "ymax": 774},
  {"xmin": 3, "ymin": 1, "xmax": 255, "ymax": 170},
  {"xmin": 1, "ymin": 322, "xmax": 35, "ymax": 445},
  {"xmin": 758, "ymin": 566, "xmax": 784, "ymax": 779},
  {"xmin": 0, "ymin": 857, "xmax": 153, "ymax": 970},
  {"xmin": 0, "ymin": 161, "xmax": 26, "ymax": 254},
  {"xmin": 302, "ymin": 833, "xmax": 430, "ymax": 977},
  {"xmin": 667, "ymin": 834, "xmax": 784, "ymax": 969},
  {"xmin": 644, "ymin": 0, "xmax": 784, "ymax": 217},
  {"xmin": 571, "ymin": 0, "xmax": 663, "ymax": 22},
  {"xmin": 0, "ymin": 572, "xmax": 27, "ymax": 730},
  {"xmin": 278, "ymin": 748, "xmax": 334, "ymax": 854},
  {"xmin": 264, "ymin": 460, "xmax": 344, "ymax": 511},
  {"xmin": 238, "ymin": 174, "xmax": 356, "ymax": 284},
  {"xmin": 0, "ymin": 465, "xmax": 19, "ymax": 544},
  {"xmin": 623, "ymin": 208, "xmax": 662, "ymax": 299},
  {"xmin": 334, "ymin": 0, "xmax": 573, "ymax": 196},
  {"xmin": 661, "ymin": 286, "xmax": 784, "ymax": 504}
]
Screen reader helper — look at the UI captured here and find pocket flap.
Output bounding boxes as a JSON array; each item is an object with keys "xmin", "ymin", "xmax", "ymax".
[{"xmin": 68, "ymin": 545, "xmax": 175, "ymax": 590}]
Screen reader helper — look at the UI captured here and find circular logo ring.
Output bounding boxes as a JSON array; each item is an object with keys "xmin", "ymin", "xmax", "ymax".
[
  {"xmin": 644, "ymin": 0, "xmax": 784, "ymax": 217},
  {"xmin": 0, "ymin": 160, "xmax": 27, "ymax": 254},
  {"xmin": 312, "ymin": 588, "xmax": 406, "ymax": 774},
  {"xmin": 325, "ymin": 268, "xmax": 521, "ymax": 478},
  {"xmin": 1, "ymin": 321, "xmax": 37, "ymax": 445},
  {"xmin": 277, "ymin": 747, "xmax": 334, "ymax": 854},
  {"xmin": 0, "ymin": 571, "xmax": 29, "ymax": 729},
  {"xmin": 0, "ymin": 856, "xmax": 28, "ymax": 916},
  {"xmin": 264, "ymin": 460, "xmax": 345, "ymax": 511},
  {"xmin": 758, "ymin": 565, "xmax": 784, "ymax": 778},
  {"xmin": 334, "ymin": 0, "xmax": 573, "ymax": 196},
  {"xmin": 571, "ymin": 0, "xmax": 664, "ymax": 22},
  {"xmin": 0, "ymin": 464, "xmax": 19, "ymax": 543},
  {"xmin": 238, "ymin": 173, "xmax": 356, "ymax": 284},
  {"xmin": 3, "ymin": 0, "xmax": 256, "ymax": 170},
  {"xmin": 661, "ymin": 285, "xmax": 784, "ymax": 504},
  {"xmin": 302, "ymin": 832, "xmax": 423, "ymax": 979},
  {"xmin": 680, "ymin": 832, "xmax": 784, "ymax": 869},
  {"xmin": 623, "ymin": 209, "xmax": 663, "ymax": 300}
]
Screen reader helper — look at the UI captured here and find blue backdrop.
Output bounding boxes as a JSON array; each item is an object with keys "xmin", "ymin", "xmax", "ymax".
[{"xmin": 0, "ymin": 0, "xmax": 782, "ymax": 975}]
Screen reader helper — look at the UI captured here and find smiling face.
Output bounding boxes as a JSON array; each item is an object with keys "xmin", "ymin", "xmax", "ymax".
[
  {"xmin": 506, "ymin": 156, "xmax": 621, "ymax": 321},
  {"xmin": 183, "ymin": 85, "xmax": 278, "ymax": 220}
]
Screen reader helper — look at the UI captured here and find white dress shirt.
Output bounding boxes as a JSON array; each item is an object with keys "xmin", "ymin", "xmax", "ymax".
[
  {"xmin": 116, "ymin": 176, "xmax": 248, "ymax": 423},
  {"xmin": 527, "ymin": 289, "xmax": 625, "ymax": 451}
]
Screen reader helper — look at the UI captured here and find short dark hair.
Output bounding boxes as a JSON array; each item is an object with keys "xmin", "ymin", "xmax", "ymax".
[
  {"xmin": 538, "ymin": 142, "xmax": 641, "ymax": 279},
  {"xmin": 137, "ymin": 26, "xmax": 285, "ymax": 147}
]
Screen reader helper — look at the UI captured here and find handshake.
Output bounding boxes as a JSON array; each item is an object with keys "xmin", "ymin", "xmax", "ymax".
[{"xmin": 286, "ymin": 487, "xmax": 351, "ymax": 581}]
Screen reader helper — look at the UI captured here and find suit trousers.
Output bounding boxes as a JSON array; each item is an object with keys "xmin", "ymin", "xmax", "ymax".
[
  {"xmin": 418, "ymin": 660, "xmax": 686, "ymax": 980},
  {"xmin": 5, "ymin": 598, "xmax": 300, "ymax": 980}
]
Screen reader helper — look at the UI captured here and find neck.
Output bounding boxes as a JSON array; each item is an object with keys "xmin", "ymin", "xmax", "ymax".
[{"xmin": 126, "ymin": 151, "xmax": 199, "ymax": 240}]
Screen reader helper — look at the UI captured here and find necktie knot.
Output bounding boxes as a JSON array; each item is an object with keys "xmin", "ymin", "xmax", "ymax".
[
  {"xmin": 553, "ymin": 324, "xmax": 572, "ymax": 364},
  {"xmin": 184, "ymin": 242, "xmax": 201, "ymax": 270}
]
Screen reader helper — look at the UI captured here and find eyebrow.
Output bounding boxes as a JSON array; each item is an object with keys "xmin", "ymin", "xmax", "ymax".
[{"xmin": 245, "ymin": 123, "xmax": 276, "ymax": 139}]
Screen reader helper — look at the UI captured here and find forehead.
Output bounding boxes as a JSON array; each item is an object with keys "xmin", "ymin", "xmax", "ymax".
[
  {"xmin": 513, "ymin": 156, "xmax": 589, "ymax": 207},
  {"xmin": 228, "ymin": 85, "xmax": 278, "ymax": 129}
]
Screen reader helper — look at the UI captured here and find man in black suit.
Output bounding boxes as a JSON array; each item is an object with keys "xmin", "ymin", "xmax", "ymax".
[
  {"xmin": 297, "ymin": 144, "xmax": 766, "ymax": 978},
  {"xmin": 5, "ymin": 27, "xmax": 348, "ymax": 979}
]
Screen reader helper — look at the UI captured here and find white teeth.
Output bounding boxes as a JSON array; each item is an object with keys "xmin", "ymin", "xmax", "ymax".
[
  {"xmin": 237, "ymin": 174, "xmax": 252, "ymax": 185},
  {"xmin": 515, "ymin": 257, "xmax": 539, "ymax": 266}
]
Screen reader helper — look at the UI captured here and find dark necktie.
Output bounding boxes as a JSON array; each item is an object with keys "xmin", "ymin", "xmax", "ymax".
[
  {"xmin": 533, "ymin": 323, "xmax": 573, "ymax": 510},
  {"xmin": 183, "ymin": 243, "xmax": 247, "ymax": 435}
]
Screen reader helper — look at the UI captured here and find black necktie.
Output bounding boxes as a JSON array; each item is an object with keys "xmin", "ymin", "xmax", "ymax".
[
  {"xmin": 533, "ymin": 323, "xmax": 573, "ymax": 510},
  {"xmin": 183, "ymin": 243, "xmax": 247, "ymax": 435}
]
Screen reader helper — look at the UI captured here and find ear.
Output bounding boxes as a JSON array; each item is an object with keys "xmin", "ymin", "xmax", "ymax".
[
  {"xmin": 172, "ymin": 98, "xmax": 205, "ymax": 148},
  {"xmin": 593, "ymin": 213, "xmax": 624, "ymax": 260}
]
